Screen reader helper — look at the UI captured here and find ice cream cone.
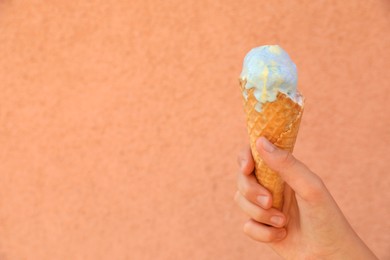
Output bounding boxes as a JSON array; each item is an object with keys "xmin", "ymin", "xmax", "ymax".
[{"xmin": 240, "ymin": 78, "xmax": 304, "ymax": 210}]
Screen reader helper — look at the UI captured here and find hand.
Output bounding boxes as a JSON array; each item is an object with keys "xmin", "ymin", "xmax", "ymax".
[{"xmin": 235, "ymin": 137, "xmax": 378, "ymax": 259}]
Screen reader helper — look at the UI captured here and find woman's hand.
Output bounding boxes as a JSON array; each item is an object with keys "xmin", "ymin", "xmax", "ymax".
[{"xmin": 235, "ymin": 137, "xmax": 378, "ymax": 259}]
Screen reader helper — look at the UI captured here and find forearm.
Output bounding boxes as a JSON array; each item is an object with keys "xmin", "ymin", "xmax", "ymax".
[
  {"xmin": 347, "ymin": 236, "xmax": 377, "ymax": 260},
  {"xmin": 330, "ymin": 234, "xmax": 378, "ymax": 260}
]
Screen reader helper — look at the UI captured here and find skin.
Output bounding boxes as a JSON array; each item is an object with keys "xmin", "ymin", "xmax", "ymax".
[{"xmin": 235, "ymin": 137, "xmax": 378, "ymax": 260}]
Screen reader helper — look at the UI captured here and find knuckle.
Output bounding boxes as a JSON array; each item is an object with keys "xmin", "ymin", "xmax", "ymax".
[
  {"xmin": 312, "ymin": 176, "xmax": 325, "ymax": 190},
  {"xmin": 237, "ymin": 153, "xmax": 243, "ymax": 167},
  {"xmin": 236, "ymin": 173, "xmax": 244, "ymax": 190},
  {"xmin": 262, "ymin": 229, "xmax": 275, "ymax": 242},
  {"xmin": 237, "ymin": 147, "xmax": 249, "ymax": 167},
  {"xmin": 306, "ymin": 175, "xmax": 327, "ymax": 200},
  {"xmin": 234, "ymin": 191, "xmax": 240, "ymax": 202},
  {"xmin": 242, "ymin": 184, "xmax": 252, "ymax": 198},
  {"xmin": 279, "ymin": 152, "xmax": 297, "ymax": 172},
  {"xmin": 238, "ymin": 177, "xmax": 252, "ymax": 199},
  {"xmin": 253, "ymin": 209, "xmax": 265, "ymax": 223}
]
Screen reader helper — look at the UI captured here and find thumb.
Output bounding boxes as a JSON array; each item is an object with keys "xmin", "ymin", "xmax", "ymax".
[{"xmin": 256, "ymin": 137, "xmax": 326, "ymax": 203}]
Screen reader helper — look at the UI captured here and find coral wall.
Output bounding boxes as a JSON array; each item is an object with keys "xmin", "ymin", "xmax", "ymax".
[{"xmin": 0, "ymin": 0, "xmax": 389, "ymax": 259}]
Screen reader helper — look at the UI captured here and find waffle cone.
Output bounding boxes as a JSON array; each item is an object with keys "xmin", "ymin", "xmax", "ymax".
[{"xmin": 240, "ymin": 79, "xmax": 304, "ymax": 210}]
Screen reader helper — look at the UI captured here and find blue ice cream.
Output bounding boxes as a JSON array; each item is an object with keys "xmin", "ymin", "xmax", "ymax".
[{"xmin": 240, "ymin": 45, "xmax": 302, "ymax": 112}]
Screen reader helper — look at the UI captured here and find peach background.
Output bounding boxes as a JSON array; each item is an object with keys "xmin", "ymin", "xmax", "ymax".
[{"xmin": 0, "ymin": 0, "xmax": 389, "ymax": 259}]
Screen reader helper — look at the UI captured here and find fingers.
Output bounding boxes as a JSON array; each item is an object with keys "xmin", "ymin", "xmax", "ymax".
[
  {"xmin": 235, "ymin": 144, "xmax": 287, "ymax": 243},
  {"xmin": 237, "ymin": 168, "xmax": 273, "ymax": 209},
  {"xmin": 244, "ymin": 219, "xmax": 287, "ymax": 242},
  {"xmin": 237, "ymin": 146, "xmax": 255, "ymax": 175},
  {"xmin": 237, "ymin": 145, "xmax": 273, "ymax": 208},
  {"xmin": 235, "ymin": 191, "xmax": 286, "ymax": 227},
  {"xmin": 256, "ymin": 137, "xmax": 328, "ymax": 203}
]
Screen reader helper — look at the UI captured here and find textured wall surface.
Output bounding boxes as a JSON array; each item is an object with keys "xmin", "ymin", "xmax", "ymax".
[{"xmin": 0, "ymin": 0, "xmax": 389, "ymax": 259}]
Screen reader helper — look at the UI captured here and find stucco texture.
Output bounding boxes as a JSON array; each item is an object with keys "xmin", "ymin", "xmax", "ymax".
[{"xmin": 0, "ymin": 0, "xmax": 389, "ymax": 259}]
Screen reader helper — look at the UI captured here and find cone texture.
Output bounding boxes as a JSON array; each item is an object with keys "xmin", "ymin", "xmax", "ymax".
[{"xmin": 240, "ymin": 79, "xmax": 304, "ymax": 210}]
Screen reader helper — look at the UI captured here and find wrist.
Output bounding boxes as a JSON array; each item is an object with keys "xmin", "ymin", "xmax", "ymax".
[{"xmin": 327, "ymin": 235, "xmax": 378, "ymax": 260}]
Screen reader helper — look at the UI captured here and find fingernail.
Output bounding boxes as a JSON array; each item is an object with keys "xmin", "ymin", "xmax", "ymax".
[
  {"xmin": 260, "ymin": 137, "xmax": 275, "ymax": 153},
  {"xmin": 257, "ymin": 195, "xmax": 269, "ymax": 207},
  {"xmin": 270, "ymin": 215, "xmax": 284, "ymax": 226}
]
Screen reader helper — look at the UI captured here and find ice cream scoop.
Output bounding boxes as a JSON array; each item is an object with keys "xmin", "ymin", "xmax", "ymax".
[{"xmin": 240, "ymin": 45, "xmax": 302, "ymax": 112}]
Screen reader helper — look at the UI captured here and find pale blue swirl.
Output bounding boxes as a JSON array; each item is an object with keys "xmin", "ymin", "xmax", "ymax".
[{"xmin": 240, "ymin": 45, "xmax": 298, "ymax": 111}]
